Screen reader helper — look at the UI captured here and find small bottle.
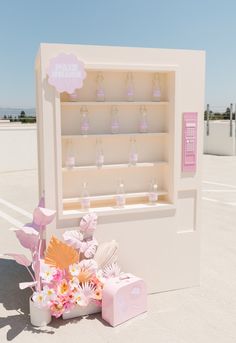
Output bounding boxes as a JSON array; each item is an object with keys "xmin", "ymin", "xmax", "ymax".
[
  {"xmin": 129, "ymin": 137, "xmax": 138, "ymax": 166},
  {"xmin": 95, "ymin": 138, "xmax": 104, "ymax": 168},
  {"xmin": 139, "ymin": 106, "xmax": 148, "ymax": 133},
  {"xmin": 111, "ymin": 106, "xmax": 120, "ymax": 134},
  {"xmin": 148, "ymin": 178, "xmax": 158, "ymax": 204},
  {"xmin": 69, "ymin": 90, "xmax": 79, "ymax": 102},
  {"xmin": 152, "ymin": 73, "xmax": 161, "ymax": 102},
  {"xmin": 80, "ymin": 182, "xmax": 90, "ymax": 210},
  {"xmin": 96, "ymin": 72, "xmax": 105, "ymax": 101},
  {"xmin": 126, "ymin": 72, "xmax": 134, "ymax": 101},
  {"xmin": 65, "ymin": 138, "xmax": 75, "ymax": 169},
  {"xmin": 80, "ymin": 106, "xmax": 89, "ymax": 135},
  {"xmin": 115, "ymin": 179, "xmax": 126, "ymax": 207}
]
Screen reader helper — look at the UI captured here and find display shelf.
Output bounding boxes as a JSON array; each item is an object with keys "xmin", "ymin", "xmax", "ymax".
[
  {"xmin": 63, "ymin": 190, "xmax": 168, "ymax": 203},
  {"xmin": 61, "ymin": 101, "xmax": 169, "ymax": 106},
  {"xmin": 62, "ymin": 132, "xmax": 168, "ymax": 139},
  {"xmin": 62, "ymin": 201, "xmax": 175, "ymax": 219},
  {"xmin": 62, "ymin": 161, "xmax": 168, "ymax": 171},
  {"xmin": 59, "ymin": 67, "xmax": 172, "ymax": 217}
]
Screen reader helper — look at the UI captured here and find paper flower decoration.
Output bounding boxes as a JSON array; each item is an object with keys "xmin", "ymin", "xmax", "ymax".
[
  {"xmin": 79, "ymin": 213, "xmax": 98, "ymax": 237},
  {"xmin": 33, "ymin": 207, "xmax": 56, "ymax": 228},
  {"xmin": 63, "ymin": 230, "xmax": 83, "ymax": 249},
  {"xmin": 47, "ymin": 53, "xmax": 87, "ymax": 94},
  {"xmin": 13, "ymin": 226, "xmax": 39, "ymax": 252}
]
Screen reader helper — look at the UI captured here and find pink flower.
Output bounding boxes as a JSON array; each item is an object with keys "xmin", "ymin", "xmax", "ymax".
[
  {"xmin": 50, "ymin": 300, "xmax": 65, "ymax": 318},
  {"xmin": 52, "ymin": 269, "xmax": 64, "ymax": 283}
]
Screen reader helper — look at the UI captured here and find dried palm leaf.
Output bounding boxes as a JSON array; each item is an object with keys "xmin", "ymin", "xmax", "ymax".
[{"xmin": 44, "ymin": 236, "xmax": 79, "ymax": 270}]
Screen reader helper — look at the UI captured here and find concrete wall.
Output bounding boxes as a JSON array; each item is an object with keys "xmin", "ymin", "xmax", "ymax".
[
  {"xmin": 204, "ymin": 120, "xmax": 235, "ymax": 156},
  {"xmin": 0, "ymin": 124, "xmax": 37, "ymax": 172}
]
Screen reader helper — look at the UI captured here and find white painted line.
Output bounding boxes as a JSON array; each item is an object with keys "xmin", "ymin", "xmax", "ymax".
[
  {"xmin": 0, "ymin": 198, "xmax": 32, "ymax": 219},
  {"xmin": 0, "ymin": 209, "xmax": 24, "ymax": 227},
  {"xmin": 203, "ymin": 181, "xmax": 236, "ymax": 189},
  {"xmin": 202, "ymin": 197, "xmax": 236, "ymax": 207},
  {"xmin": 202, "ymin": 189, "xmax": 236, "ymax": 192}
]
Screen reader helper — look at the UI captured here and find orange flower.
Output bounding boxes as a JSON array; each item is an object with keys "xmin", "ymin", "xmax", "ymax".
[
  {"xmin": 58, "ymin": 279, "xmax": 69, "ymax": 295},
  {"xmin": 93, "ymin": 287, "xmax": 102, "ymax": 300}
]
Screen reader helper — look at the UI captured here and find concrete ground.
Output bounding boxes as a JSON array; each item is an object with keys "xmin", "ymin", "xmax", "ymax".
[{"xmin": 0, "ymin": 155, "xmax": 236, "ymax": 342}]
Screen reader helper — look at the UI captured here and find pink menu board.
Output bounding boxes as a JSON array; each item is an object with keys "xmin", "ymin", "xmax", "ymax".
[{"xmin": 182, "ymin": 112, "xmax": 198, "ymax": 173}]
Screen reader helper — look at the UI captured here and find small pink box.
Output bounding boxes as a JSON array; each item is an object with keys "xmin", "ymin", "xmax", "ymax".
[{"xmin": 102, "ymin": 273, "xmax": 147, "ymax": 327}]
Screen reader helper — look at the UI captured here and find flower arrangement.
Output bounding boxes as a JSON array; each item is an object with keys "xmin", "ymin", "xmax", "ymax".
[{"xmin": 5, "ymin": 196, "xmax": 121, "ymax": 322}]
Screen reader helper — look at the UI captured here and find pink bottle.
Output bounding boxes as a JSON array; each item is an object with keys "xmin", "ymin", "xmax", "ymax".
[{"xmin": 102, "ymin": 273, "xmax": 147, "ymax": 327}]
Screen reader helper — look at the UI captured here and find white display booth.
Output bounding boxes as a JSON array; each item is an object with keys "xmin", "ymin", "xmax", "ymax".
[{"xmin": 35, "ymin": 44, "xmax": 205, "ymax": 293}]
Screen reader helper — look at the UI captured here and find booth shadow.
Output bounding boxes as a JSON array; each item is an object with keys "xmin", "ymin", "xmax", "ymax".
[{"xmin": 0, "ymin": 258, "xmax": 83, "ymax": 341}]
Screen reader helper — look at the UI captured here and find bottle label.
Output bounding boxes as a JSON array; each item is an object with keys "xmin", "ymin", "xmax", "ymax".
[
  {"xmin": 149, "ymin": 192, "xmax": 158, "ymax": 202},
  {"xmin": 66, "ymin": 156, "xmax": 75, "ymax": 168},
  {"xmin": 81, "ymin": 123, "xmax": 89, "ymax": 131},
  {"xmin": 111, "ymin": 122, "xmax": 119, "ymax": 129},
  {"xmin": 81, "ymin": 197, "xmax": 90, "ymax": 209},
  {"xmin": 97, "ymin": 89, "xmax": 105, "ymax": 97},
  {"xmin": 130, "ymin": 153, "xmax": 138, "ymax": 163},
  {"xmin": 127, "ymin": 87, "xmax": 134, "ymax": 97},
  {"xmin": 70, "ymin": 93, "xmax": 78, "ymax": 101},
  {"xmin": 153, "ymin": 89, "xmax": 161, "ymax": 98},
  {"xmin": 140, "ymin": 121, "xmax": 148, "ymax": 131},
  {"xmin": 97, "ymin": 154, "xmax": 104, "ymax": 165},
  {"xmin": 116, "ymin": 195, "xmax": 126, "ymax": 207}
]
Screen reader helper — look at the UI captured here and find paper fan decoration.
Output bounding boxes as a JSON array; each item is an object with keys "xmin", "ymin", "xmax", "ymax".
[{"xmin": 44, "ymin": 236, "xmax": 79, "ymax": 270}]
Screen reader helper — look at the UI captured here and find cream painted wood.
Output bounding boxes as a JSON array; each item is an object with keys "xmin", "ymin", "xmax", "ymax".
[{"xmin": 35, "ymin": 44, "xmax": 205, "ymax": 293}]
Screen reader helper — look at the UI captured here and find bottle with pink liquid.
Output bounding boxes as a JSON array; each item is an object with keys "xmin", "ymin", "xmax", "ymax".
[
  {"xmin": 80, "ymin": 106, "xmax": 90, "ymax": 135},
  {"xmin": 126, "ymin": 72, "xmax": 134, "ymax": 101},
  {"xmin": 96, "ymin": 72, "xmax": 105, "ymax": 101},
  {"xmin": 139, "ymin": 106, "xmax": 148, "ymax": 133}
]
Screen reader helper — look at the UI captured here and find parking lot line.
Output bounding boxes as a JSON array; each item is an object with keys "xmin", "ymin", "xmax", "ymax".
[
  {"xmin": 0, "ymin": 209, "xmax": 23, "ymax": 227},
  {"xmin": 0, "ymin": 198, "xmax": 32, "ymax": 219}
]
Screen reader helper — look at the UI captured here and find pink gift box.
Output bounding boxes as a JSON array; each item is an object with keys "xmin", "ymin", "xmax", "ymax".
[{"xmin": 102, "ymin": 273, "xmax": 147, "ymax": 327}]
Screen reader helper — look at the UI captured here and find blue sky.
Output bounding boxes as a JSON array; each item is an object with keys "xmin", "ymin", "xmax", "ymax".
[{"xmin": 0, "ymin": 0, "xmax": 236, "ymax": 109}]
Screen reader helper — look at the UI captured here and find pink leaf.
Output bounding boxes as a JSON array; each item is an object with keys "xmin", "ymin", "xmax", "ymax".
[
  {"xmin": 63, "ymin": 230, "xmax": 83, "ymax": 249},
  {"xmin": 33, "ymin": 207, "xmax": 56, "ymax": 227},
  {"xmin": 84, "ymin": 242, "xmax": 98, "ymax": 258},
  {"xmin": 38, "ymin": 193, "xmax": 45, "ymax": 208},
  {"xmin": 19, "ymin": 281, "xmax": 37, "ymax": 290},
  {"xmin": 83, "ymin": 239, "xmax": 98, "ymax": 258},
  {"xmin": 5, "ymin": 253, "xmax": 31, "ymax": 267},
  {"xmin": 13, "ymin": 226, "xmax": 39, "ymax": 252},
  {"xmin": 80, "ymin": 213, "xmax": 97, "ymax": 236}
]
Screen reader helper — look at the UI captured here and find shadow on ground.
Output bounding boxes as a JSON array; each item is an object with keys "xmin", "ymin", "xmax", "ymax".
[{"xmin": 0, "ymin": 258, "xmax": 94, "ymax": 341}]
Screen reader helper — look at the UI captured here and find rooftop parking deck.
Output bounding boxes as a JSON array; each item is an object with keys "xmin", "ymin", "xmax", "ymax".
[{"xmin": 0, "ymin": 154, "xmax": 235, "ymax": 342}]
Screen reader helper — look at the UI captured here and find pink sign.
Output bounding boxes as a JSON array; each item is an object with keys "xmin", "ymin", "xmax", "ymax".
[
  {"xmin": 47, "ymin": 53, "xmax": 86, "ymax": 94},
  {"xmin": 182, "ymin": 112, "xmax": 198, "ymax": 173}
]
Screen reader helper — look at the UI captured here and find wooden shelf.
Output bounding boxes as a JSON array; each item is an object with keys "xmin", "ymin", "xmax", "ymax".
[
  {"xmin": 61, "ymin": 101, "xmax": 169, "ymax": 106},
  {"xmin": 62, "ymin": 200, "xmax": 175, "ymax": 219},
  {"xmin": 62, "ymin": 132, "xmax": 168, "ymax": 139},
  {"xmin": 63, "ymin": 190, "xmax": 167, "ymax": 204},
  {"xmin": 62, "ymin": 161, "xmax": 168, "ymax": 172}
]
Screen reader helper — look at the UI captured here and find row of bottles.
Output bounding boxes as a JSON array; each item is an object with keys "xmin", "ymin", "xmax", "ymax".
[
  {"xmin": 65, "ymin": 137, "xmax": 140, "ymax": 168},
  {"xmin": 80, "ymin": 105, "xmax": 149, "ymax": 135},
  {"xmin": 80, "ymin": 178, "xmax": 159, "ymax": 210},
  {"xmin": 70, "ymin": 72, "xmax": 162, "ymax": 102}
]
